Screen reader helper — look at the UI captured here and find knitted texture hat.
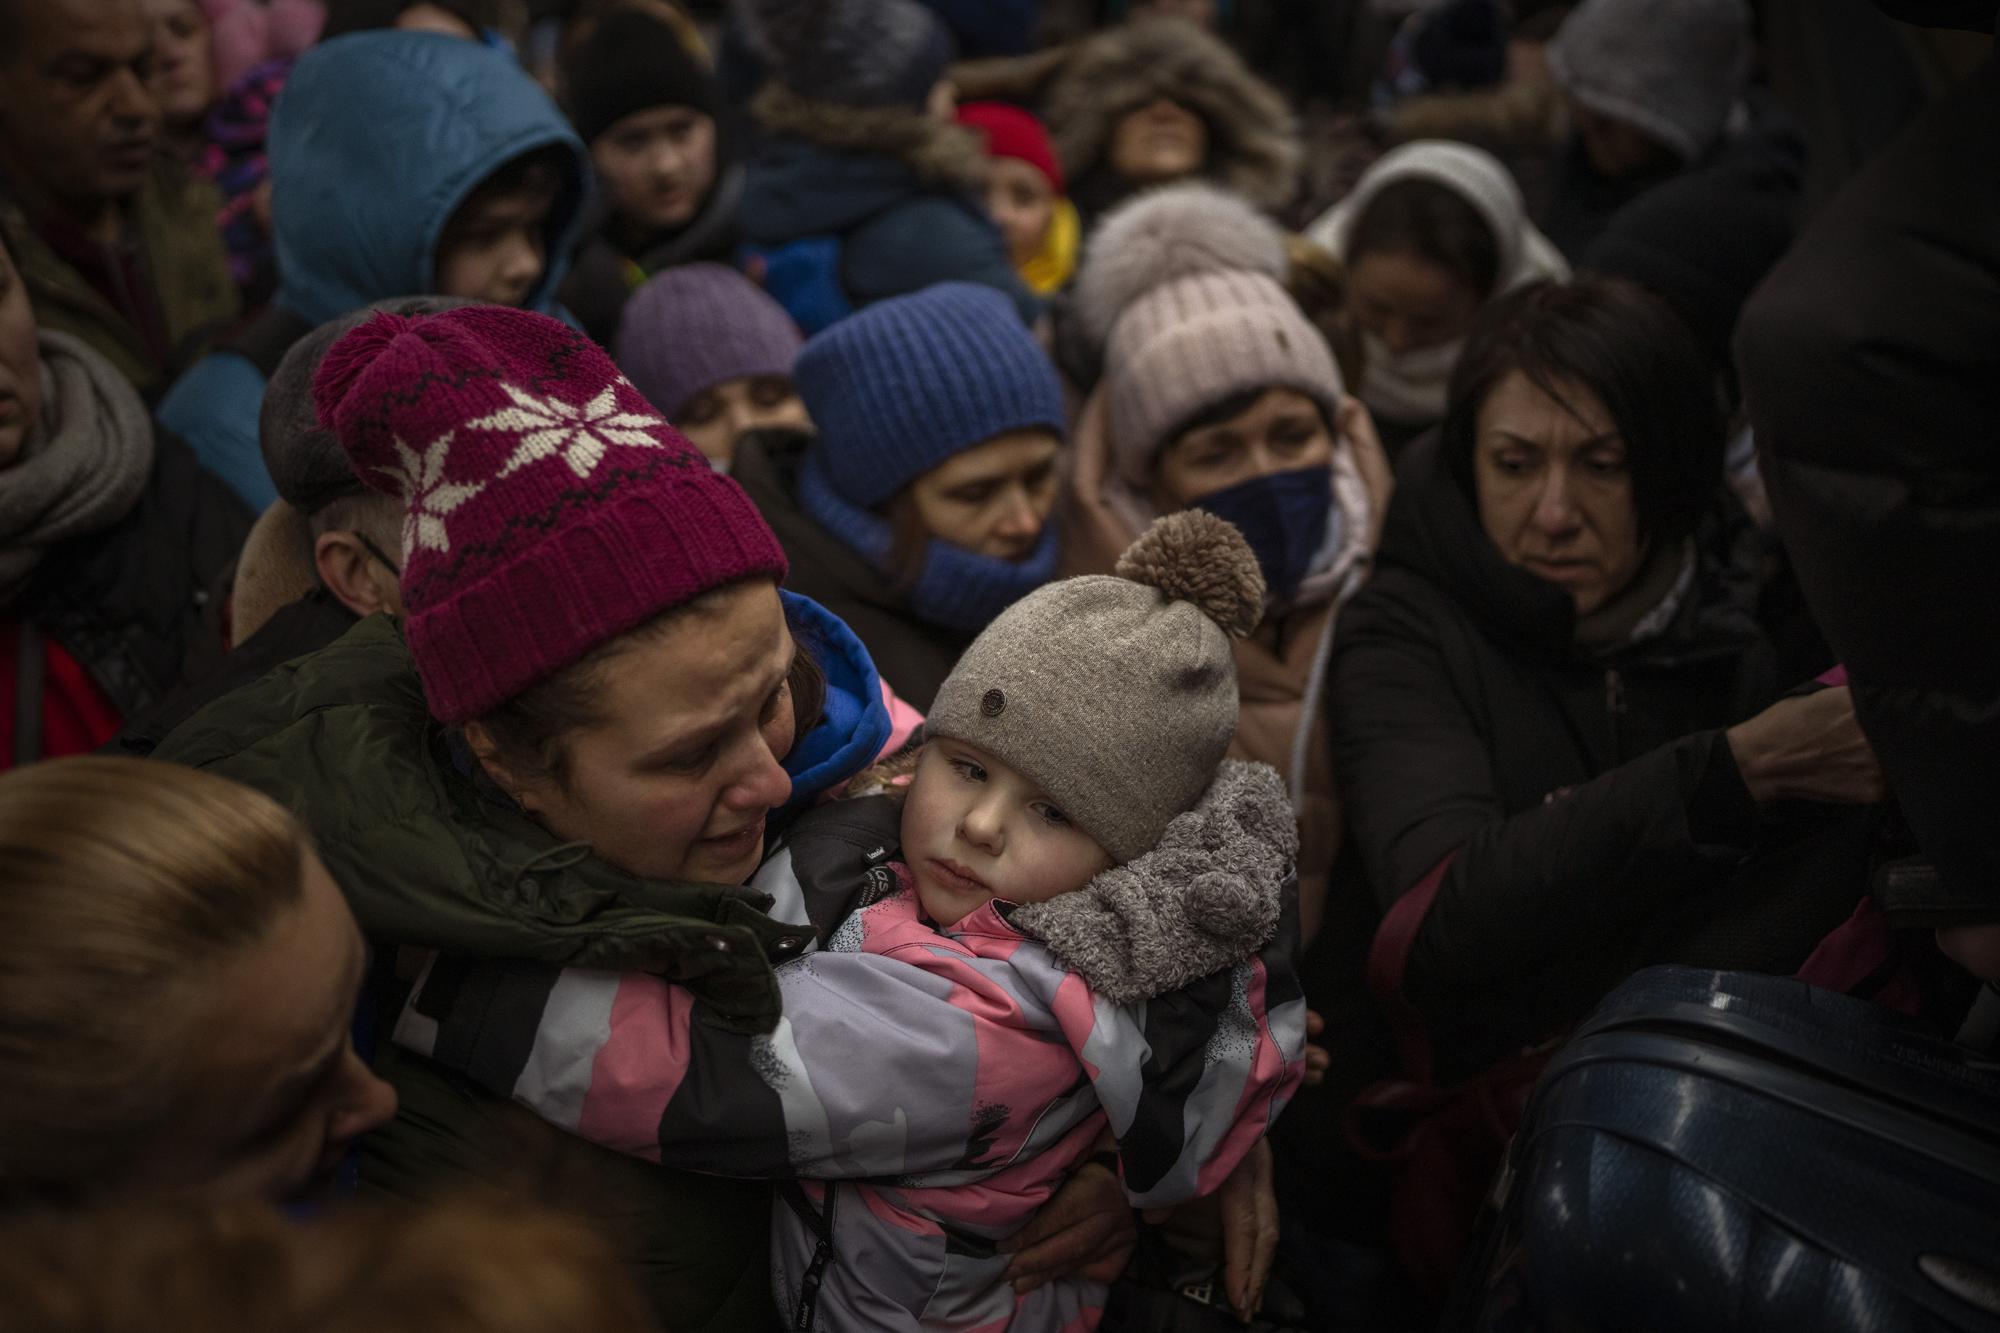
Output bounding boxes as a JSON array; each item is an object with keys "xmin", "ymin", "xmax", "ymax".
[
  {"xmin": 1546, "ymin": 0, "xmax": 1750, "ymax": 164},
  {"xmin": 737, "ymin": 0, "xmax": 955, "ymax": 108},
  {"xmin": 792, "ymin": 282, "xmax": 1064, "ymax": 510},
  {"xmin": 956, "ymin": 101, "xmax": 1064, "ymax": 193},
  {"xmin": 1078, "ymin": 185, "xmax": 1341, "ymax": 484},
  {"xmin": 613, "ymin": 264, "xmax": 804, "ymax": 423},
  {"xmin": 563, "ymin": 6, "xmax": 719, "ymax": 144},
  {"xmin": 928, "ymin": 511, "xmax": 1265, "ymax": 864},
  {"xmin": 311, "ymin": 305, "xmax": 788, "ymax": 724},
  {"xmin": 261, "ymin": 297, "xmax": 477, "ymax": 514}
]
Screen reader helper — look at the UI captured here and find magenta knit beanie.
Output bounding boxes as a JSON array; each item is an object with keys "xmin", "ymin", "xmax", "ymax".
[{"xmin": 312, "ymin": 305, "xmax": 789, "ymax": 724}]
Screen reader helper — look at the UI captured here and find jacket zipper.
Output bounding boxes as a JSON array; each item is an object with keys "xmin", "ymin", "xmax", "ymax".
[{"xmin": 1604, "ymin": 667, "xmax": 1627, "ymax": 757}]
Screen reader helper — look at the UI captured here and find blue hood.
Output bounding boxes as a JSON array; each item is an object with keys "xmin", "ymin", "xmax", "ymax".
[
  {"xmin": 269, "ymin": 32, "xmax": 588, "ymax": 325},
  {"xmin": 778, "ymin": 590, "xmax": 892, "ymax": 819}
]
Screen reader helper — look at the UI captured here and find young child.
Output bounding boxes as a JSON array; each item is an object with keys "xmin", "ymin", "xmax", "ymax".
[
  {"xmin": 957, "ymin": 101, "xmax": 1080, "ymax": 296},
  {"xmin": 391, "ymin": 510, "xmax": 1307, "ymax": 1330}
]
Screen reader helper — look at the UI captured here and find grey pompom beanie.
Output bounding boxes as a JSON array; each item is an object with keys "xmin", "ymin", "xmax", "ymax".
[
  {"xmin": 1546, "ymin": 0, "xmax": 1751, "ymax": 164},
  {"xmin": 927, "ymin": 511, "xmax": 1265, "ymax": 864}
]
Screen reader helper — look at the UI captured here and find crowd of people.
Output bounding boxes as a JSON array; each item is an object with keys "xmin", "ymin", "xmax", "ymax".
[{"xmin": 1, "ymin": 0, "xmax": 1995, "ymax": 1329}]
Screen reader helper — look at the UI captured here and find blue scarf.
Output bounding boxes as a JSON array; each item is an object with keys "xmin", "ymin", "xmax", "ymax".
[
  {"xmin": 797, "ymin": 448, "xmax": 1060, "ymax": 635},
  {"xmin": 1193, "ymin": 464, "xmax": 1338, "ymax": 604}
]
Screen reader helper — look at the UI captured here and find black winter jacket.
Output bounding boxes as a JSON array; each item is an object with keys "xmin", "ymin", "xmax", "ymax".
[
  {"xmin": 1330, "ymin": 434, "xmax": 1868, "ymax": 1075},
  {"xmin": 20, "ymin": 428, "xmax": 251, "ymax": 730},
  {"xmin": 1738, "ymin": 57, "xmax": 2000, "ymax": 925},
  {"xmin": 732, "ymin": 429, "xmax": 971, "ymax": 712}
]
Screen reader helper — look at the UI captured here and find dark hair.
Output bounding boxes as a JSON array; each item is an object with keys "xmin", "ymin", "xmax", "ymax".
[
  {"xmin": 1442, "ymin": 276, "xmax": 1725, "ymax": 544},
  {"xmin": 883, "ymin": 490, "xmax": 931, "ymax": 595},
  {"xmin": 476, "ymin": 583, "xmax": 825, "ymax": 789},
  {"xmin": 1347, "ymin": 177, "xmax": 1502, "ymax": 302},
  {"xmin": 1162, "ymin": 385, "xmax": 1338, "ymax": 457},
  {"xmin": 447, "ymin": 144, "xmax": 569, "ymax": 226}
]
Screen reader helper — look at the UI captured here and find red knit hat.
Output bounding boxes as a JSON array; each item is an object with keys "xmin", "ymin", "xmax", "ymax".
[
  {"xmin": 956, "ymin": 101, "xmax": 1065, "ymax": 194},
  {"xmin": 312, "ymin": 305, "xmax": 788, "ymax": 724}
]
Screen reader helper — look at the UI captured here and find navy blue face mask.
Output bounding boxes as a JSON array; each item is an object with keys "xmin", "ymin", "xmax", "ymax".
[{"xmin": 1192, "ymin": 464, "xmax": 1335, "ymax": 603}]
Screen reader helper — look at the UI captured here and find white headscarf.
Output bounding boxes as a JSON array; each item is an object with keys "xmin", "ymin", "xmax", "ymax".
[{"xmin": 1306, "ymin": 141, "xmax": 1570, "ymax": 425}]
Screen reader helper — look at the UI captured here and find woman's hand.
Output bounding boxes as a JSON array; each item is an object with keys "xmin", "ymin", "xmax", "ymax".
[
  {"xmin": 1725, "ymin": 686, "xmax": 1887, "ymax": 806},
  {"xmin": 998, "ymin": 1156, "xmax": 1136, "ymax": 1294},
  {"xmin": 1303, "ymin": 1008, "xmax": 1331, "ymax": 1086},
  {"xmin": 1338, "ymin": 396, "xmax": 1395, "ymax": 556}
]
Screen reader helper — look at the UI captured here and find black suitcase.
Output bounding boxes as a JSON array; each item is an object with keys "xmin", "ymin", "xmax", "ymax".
[{"xmin": 1450, "ymin": 966, "xmax": 2000, "ymax": 1332}]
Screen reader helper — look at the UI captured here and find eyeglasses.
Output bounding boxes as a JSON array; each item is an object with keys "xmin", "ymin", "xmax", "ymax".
[{"xmin": 353, "ymin": 531, "xmax": 401, "ymax": 578}]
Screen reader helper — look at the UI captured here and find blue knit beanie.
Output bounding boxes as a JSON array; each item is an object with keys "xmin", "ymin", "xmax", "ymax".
[{"xmin": 793, "ymin": 283, "xmax": 1066, "ymax": 509}]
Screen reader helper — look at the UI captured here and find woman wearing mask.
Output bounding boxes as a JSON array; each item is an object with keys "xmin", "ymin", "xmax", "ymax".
[
  {"xmin": 1307, "ymin": 140, "xmax": 1568, "ymax": 450},
  {"xmin": 1062, "ymin": 183, "xmax": 1390, "ymax": 940},
  {"xmin": 733, "ymin": 282, "xmax": 1068, "ymax": 711},
  {"xmin": 1331, "ymin": 276, "xmax": 1884, "ymax": 1082},
  {"xmin": 0, "ymin": 758, "xmax": 398, "ymax": 1208}
]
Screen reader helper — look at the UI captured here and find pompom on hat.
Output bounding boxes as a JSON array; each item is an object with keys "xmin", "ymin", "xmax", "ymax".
[
  {"xmin": 927, "ymin": 510, "xmax": 1263, "ymax": 863},
  {"xmin": 1072, "ymin": 181, "xmax": 1289, "ymax": 348},
  {"xmin": 312, "ymin": 305, "xmax": 788, "ymax": 724}
]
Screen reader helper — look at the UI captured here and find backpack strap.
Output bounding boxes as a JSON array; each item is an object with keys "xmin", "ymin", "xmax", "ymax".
[
  {"xmin": 778, "ymin": 1179, "xmax": 839, "ymax": 1331},
  {"xmin": 1364, "ymin": 854, "xmax": 1457, "ymax": 1085}
]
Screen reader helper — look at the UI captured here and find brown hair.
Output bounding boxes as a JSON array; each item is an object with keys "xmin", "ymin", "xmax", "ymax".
[
  {"xmin": 476, "ymin": 581, "xmax": 826, "ymax": 789},
  {"xmin": 883, "ymin": 489, "xmax": 932, "ymax": 595},
  {"xmin": 0, "ymin": 759, "xmax": 307, "ymax": 1204},
  {"xmin": 1284, "ymin": 234, "xmax": 1366, "ymax": 390},
  {"xmin": 1347, "ymin": 176, "xmax": 1503, "ymax": 301},
  {"xmin": 0, "ymin": 1195, "xmax": 655, "ymax": 1333}
]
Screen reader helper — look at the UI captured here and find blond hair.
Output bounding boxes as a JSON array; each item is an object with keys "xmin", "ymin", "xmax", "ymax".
[
  {"xmin": 0, "ymin": 1195, "xmax": 656, "ymax": 1333},
  {"xmin": 0, "ymin": 758, "xmax": 307, "ymax": 1203}
]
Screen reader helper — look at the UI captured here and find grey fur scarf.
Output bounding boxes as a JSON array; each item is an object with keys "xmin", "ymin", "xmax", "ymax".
[
  {"xmin": 0, "ymin": 331, "xmax": 153, "ymax": 604},
  {"xmin": 1012, "ymin": 759, "xmax": 1297, "ymax": 1003}
]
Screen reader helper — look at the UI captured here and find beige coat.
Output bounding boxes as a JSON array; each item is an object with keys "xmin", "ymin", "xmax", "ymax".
[{"xmin": 1061, "ymin": 391, "xmax": 1375, "ymax": 939}]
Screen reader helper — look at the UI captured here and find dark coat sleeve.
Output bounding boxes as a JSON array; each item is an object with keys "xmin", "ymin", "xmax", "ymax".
[
  {"xmin": 842, "ymin": 197, "xmax": 1041, "ymax": 325},
  {"xmin": 1331, "ymin": 575, "xmax": 1761, "ymax": 1045}
]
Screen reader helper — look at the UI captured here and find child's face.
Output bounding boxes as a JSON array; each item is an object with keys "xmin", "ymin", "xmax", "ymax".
[
  {"xmin": 434, "ymin": 185, "xmax": 557, "ymax": 308},
  {"xmin": 981, "ymin": 158, "xmax": 1055, "ymax": 269},
  {"xmin": 901, "ymin": 740, "xmax": 1112, "ymax": 928}
]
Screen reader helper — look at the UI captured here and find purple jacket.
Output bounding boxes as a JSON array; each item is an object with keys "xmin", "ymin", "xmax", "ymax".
[{"xmin": 392, "ymin": 761, "xmax": 1306, "ymax": 1330}]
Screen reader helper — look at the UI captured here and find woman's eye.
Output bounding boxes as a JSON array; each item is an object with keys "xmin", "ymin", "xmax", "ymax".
[
  {"xmin": 948, "ymin": 485, "xmax": 997, "ymax": 506},
  {"xmin": 680, "ymin": 396, "xmax": 720, "ymax": 425},
  {"xmin": 1587, "ymin": 454, "xmax": 1628, "ymax": 476}
]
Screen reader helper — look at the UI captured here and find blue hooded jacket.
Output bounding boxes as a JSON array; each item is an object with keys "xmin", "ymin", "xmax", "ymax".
[{"xmin": 158, "ymin": 32, "xmax": 588, "ymax": 510}]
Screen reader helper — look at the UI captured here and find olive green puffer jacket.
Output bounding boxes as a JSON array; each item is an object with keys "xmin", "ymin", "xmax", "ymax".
[{"xmin": 154, "ymin": 614, "xmax": 814, "ymax": 1329}]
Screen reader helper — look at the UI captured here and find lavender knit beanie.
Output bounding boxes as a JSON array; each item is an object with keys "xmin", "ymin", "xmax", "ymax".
[
  {"xmin": 613, "ymin": 264, "xmax": 804, "ymax": 423},
  {"xmin": 793, "ymin": 283, "xmax": 1065, "ymax": 509}
]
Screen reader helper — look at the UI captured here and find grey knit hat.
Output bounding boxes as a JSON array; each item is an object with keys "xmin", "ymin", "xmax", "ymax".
[
  {"xmin": 1546, "ymin": 0, "xmax": 1751, "ymax": 164},
  {"xmin": 1075, "ymin": 183, "xmax": 1344, "ymax": 485},
  {"xmin": 260, "ymin": 296, "xmax": 477, "ymax": 513},
  {"xmin": 737, "ymin": 0, "xmax": 955, "ymax": 108},
  {"xmin": 927, "ymin": 511, "xmax": 1265, "ymax": 863}
]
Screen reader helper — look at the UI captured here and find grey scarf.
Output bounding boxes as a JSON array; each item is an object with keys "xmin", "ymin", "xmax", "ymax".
[{"xmin": 0, "ymin": 331, "xmax": 154, "ymax": 604}]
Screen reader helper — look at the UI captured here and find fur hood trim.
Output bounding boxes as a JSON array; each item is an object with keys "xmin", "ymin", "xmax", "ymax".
[
  {"xmin": 1011, "ymin": 759, "xmax": 1297, "ymax": 1003},
  {"xmin": 1043, "ymin": 19, "xmax": 1301, "ymax": 214},
  {"xmin": 751, "ymin": 83, "xmax": 987, "ymax": 190}
]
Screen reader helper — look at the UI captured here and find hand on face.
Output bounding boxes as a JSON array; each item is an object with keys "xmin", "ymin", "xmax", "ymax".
[
  {"xmin": 0, "ymin": 0, "xmax": 162, "ymax": 212},
  {"xmin": 1473, "ymin": 369, "xmax": 1642, "ymax": 616},
  {"xmin": 900, "ymin": 741, "xmax": 1112, "ymax": 928}
]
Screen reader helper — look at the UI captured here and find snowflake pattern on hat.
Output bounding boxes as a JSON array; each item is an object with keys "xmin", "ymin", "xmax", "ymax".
[
  {"xmin": 474, "ymin": 379, "xmax": 668, "ymax": 480},
  {"xmin": 373, "ymin": 430, "xmax": 486, "ymax": 558}
]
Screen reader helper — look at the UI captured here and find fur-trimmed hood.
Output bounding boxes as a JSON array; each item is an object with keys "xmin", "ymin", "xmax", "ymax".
[
  {"xmin": 749, "ymin": 82, "xmax": 986, "ymax": 190},
  {"xmin": 1012, "ymin": 759, "xmax": 1297, "ymax": 1003},
  {"xmin": 954, "ymin": 18, "xmax": 1301, "ymax": 214}
]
